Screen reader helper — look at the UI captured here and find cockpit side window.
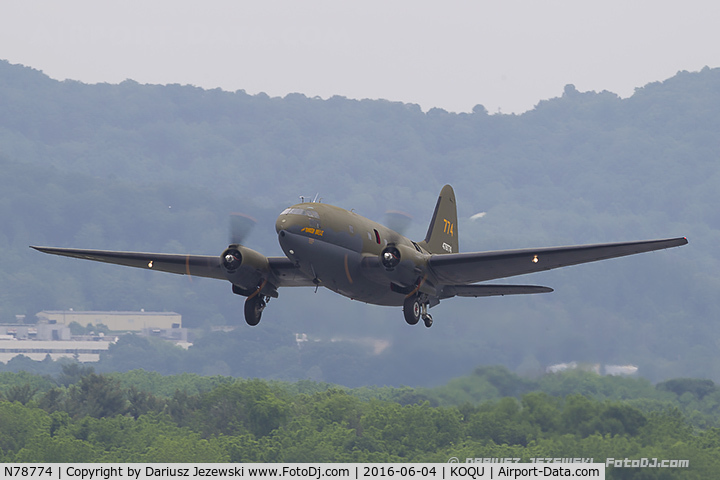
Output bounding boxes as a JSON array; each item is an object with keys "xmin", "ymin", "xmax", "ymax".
[{"xmin": 281, "ymin": 208, "xmax": 319, "ymax": 218}]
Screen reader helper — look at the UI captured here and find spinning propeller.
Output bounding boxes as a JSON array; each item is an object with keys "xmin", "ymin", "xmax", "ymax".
[
  {"xmin": 383, "ymin": 210, "xmax": 413, "ymax": 237},
  {"xmin": 229, "ymin": 213, "xmax": 257, "ymax": 245}
]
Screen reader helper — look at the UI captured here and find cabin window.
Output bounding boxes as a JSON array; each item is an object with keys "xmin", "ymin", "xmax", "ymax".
[{"xmin": 373, "ymin": 229, "xmax": 381, "ymax": 244}]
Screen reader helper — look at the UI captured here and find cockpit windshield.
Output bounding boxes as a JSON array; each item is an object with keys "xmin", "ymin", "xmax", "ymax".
[{"xmin": 280, "ymin": 207, "xmax": 320, "ymax": 218}]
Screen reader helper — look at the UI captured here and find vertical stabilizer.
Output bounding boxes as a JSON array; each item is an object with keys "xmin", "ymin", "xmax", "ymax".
[{"xmin": 419, "ymin": 185, "xmax": 459, "ymax": 254}]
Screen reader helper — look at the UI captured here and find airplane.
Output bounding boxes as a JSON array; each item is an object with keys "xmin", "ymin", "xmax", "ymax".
[{"xmin": 32, "ymin": 185, "xmax": 687, "ymax": 328}]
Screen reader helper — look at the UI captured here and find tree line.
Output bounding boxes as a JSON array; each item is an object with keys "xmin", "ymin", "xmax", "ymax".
[{"xmin": 0, "ymin": 366, "xmax": 718, "ymax": 478}]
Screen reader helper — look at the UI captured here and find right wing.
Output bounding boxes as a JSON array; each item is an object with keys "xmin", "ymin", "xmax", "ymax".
[
  {"xmin": 429, "ymin": 237, "xmax": 688, "ymax": 285},
  {"xmin": 31, "ymin": 246, "xmax": 316, "ymax": 287},
  {"xmin": 31, "ymin": 246, "xmax": 226, "ymax": 279}
]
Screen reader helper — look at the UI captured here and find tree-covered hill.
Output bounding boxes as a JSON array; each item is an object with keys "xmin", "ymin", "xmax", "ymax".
[{"xmin": 0, "ymin": 60, "xmax": 717, "ymax": 386}]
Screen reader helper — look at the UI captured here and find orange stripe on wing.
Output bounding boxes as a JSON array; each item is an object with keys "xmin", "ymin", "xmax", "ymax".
[
  {"xmin": 405, "ymin": 275, "xmax": 428, "ymax": 298},
  {"xmin": 344, "ymin": 254, "xmax": 353, "ymax": 284},
  {"xmin": 247, "ymin": 279, "xmax": 268, "ymax": 300}
]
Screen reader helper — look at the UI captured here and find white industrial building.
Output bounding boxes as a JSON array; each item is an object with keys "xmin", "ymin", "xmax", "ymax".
[
  {"xmin": 36, "ymin": 310, "xmax": 182, "ymax": 331},
  {"xmin": 0, "ymin": 310, "xmax": 185, "ymax": 363}
]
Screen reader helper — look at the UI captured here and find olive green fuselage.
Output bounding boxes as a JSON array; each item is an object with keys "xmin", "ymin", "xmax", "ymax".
[{"xmin": 276, "ymin": 203, "xmax": 432, "ymax": 306}]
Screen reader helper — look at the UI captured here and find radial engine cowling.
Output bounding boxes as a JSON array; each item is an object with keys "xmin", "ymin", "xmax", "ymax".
[
  {"xmin": 221, "ymin": 245, "xmax": 270, "ymax": 291},
  {"xmin": 381, "ymin": 245, "xmax": 401, "ymax": 270},
  {"xmin": 379, "ymin": 243, "xmax": 423, "ymax": 286}
]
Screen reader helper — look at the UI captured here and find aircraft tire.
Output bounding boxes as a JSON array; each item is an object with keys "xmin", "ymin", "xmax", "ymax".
[
  {"xmin": 244, "ymin": 296, "xmax": 265, "ymax": 326},
  {"xmin": 403, "ymin": 296, "xmax": 421, "ymax": 325},
  {"xmin": 423, "ymin": 314, "xmax": 433, "ymax": 328}
]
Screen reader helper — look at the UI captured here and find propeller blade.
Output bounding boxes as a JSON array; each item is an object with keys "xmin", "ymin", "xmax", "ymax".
[
  {"xmin": 229, "ymin": 213, "xmax": 257, "ymax": 245},
  {"xmin": 384, "ymin": 210, "xmax": 413, "ymax": 236}
]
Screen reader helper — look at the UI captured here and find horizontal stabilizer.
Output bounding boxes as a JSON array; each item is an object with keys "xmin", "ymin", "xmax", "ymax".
[{"xmin": 442, "ymin": 284, "xmax": 553, "ymax": 298}]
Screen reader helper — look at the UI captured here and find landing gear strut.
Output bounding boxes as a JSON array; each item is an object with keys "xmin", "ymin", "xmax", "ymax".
[
  {"xmin": 403, "ymin": 294, "xmax": 433, "ymax": 327},
  {"xmin": 423, "ymin": 310, "xmax": 433, "ymax": 328},
  {"xmin": 244, "ymin": 294, "xmax": 268, "ymax": 326}
]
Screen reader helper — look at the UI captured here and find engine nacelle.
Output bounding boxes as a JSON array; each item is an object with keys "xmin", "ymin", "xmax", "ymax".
[
  {"xmin": 378, "ymin": 243, "xmax": 423, "ymax": 286},
  {"xmin": 221, "ymin": 244, "xmax": 270, "ymax": 291}
]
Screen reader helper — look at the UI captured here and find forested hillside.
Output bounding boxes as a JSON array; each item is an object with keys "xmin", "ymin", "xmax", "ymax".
[
  {"xmin": 0, "ymin": 60, "xmax": 718, "ymax": 386},
  {"xmin": 1, "ymin": 367, "xmax": 719, "ymax": 477}
]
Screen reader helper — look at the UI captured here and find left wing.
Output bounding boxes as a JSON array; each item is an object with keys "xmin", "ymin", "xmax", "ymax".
[
  {"xmin": 429, "ymin": 237, "xmax": 688, "ymax": 285},
  {"xmin": 440, "ymin": 284, "xmax": 553, "ymax": 298}
]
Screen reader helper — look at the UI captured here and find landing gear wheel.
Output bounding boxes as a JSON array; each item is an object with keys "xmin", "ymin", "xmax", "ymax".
[
  {"xmin": 403, "ymin": 295, "xmax": 422, "ymax": 325},
  {"xmin": 244, "ymin": 295, "xmax": 266, "ymax": 326},
  {"xmin": 422, "ymin": 314, "xmax": 433, "ymax": 328}
]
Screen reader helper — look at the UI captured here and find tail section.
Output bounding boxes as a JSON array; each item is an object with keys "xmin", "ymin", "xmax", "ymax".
[{"xmin": 419, "ymin": 185, "xmax": 459, "ymax": 254}]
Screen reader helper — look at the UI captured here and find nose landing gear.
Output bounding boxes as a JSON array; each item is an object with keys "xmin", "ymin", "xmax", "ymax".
[{"xmin": 403, "ymin": 294, "xmax": 434, "ymax": 327}]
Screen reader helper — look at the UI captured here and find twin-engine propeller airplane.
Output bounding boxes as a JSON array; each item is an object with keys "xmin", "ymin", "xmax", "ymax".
[{"xmin": 32, "ymin": 185, "xmax": 687, "ymax": 328}]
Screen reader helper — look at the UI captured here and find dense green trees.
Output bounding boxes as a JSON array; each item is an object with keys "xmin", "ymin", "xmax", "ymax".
[{"xmin": 1, "ymin": 368, "xmax": 720, "ymax": 477}]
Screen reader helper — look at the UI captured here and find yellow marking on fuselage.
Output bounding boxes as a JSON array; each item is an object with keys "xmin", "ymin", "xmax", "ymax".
[{"xmin": 301, "ymin": 227, "xmax": 324, "ymax": 237}]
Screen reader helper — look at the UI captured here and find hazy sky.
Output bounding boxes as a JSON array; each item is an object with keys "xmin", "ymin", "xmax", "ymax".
[{"xmin": 2, "ymin": 1, "xmax": 719, "ymax": 113}]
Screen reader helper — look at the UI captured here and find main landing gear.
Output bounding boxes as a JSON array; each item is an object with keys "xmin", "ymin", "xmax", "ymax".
[
  {"xmin": 403, "ymin": 294, "xmax": 433, "ymax": 328},
  {"xmin": 233, "ymin": 283, "xmax": 273, "ymax": 326},
  {"xmin": 244, "ymin": 294, "xmax": 269, "ymax": 326}
]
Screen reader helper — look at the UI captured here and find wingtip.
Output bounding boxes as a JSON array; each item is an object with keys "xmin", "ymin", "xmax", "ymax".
[
  {"xmin": 671, "ymin": 237, "xmax": 689, "ymax": 247},
  {"xmin": 30, "ymin": 246, "xmax": 59, "ymax": 255}
]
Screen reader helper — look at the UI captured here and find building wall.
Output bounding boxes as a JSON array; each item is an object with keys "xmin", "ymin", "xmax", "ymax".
[
  {"xmin": 0, "ymin": 339, "xmax": 112, "ymax": 363},
  {"xmin": 0, "ymin": 323, "xmax": 71, "ymax": 341},
  {"xmin": 37, "ymin": 311, "xmax": 181, "ymax": 332}
]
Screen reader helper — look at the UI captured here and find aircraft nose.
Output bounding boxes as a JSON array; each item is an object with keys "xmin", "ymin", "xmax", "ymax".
[
  {"xmin": 276, "ymin": 211, "xmax": 305, "ymax": 233},
  {"xmin": 275, "ymin": 216, "xmax": 286, "ymax": 234}
]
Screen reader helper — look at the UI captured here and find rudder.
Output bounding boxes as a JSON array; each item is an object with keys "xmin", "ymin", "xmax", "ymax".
[{"xmin": 419, "ymin": 184, "xmax": 458, "ymax": 254}]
